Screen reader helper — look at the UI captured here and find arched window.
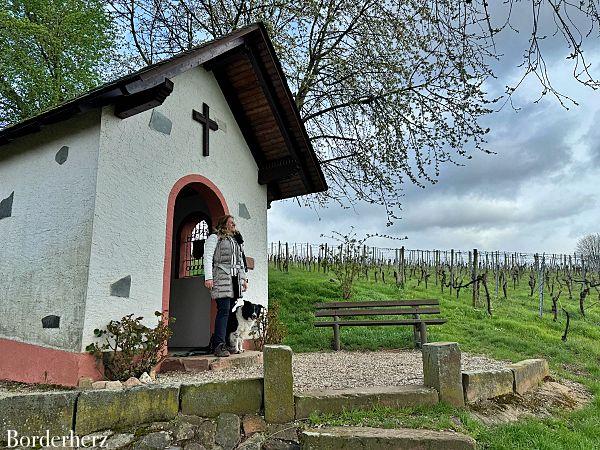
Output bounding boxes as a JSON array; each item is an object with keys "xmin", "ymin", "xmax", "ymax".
[{"xmin": 178, "ymin": 217, "xmax": 211, "ymax": 278}]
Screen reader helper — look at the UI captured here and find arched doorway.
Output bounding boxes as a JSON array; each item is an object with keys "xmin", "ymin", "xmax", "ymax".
[{"xmin": 162, "ymin": 175, "xmax": 229, "ymax": 352}]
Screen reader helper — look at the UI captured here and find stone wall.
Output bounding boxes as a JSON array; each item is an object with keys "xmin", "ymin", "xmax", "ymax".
[
  {"xmin": 462, "ymin": 359, "xmax": 550, "ymax": 403},
  {"xmin": 0, "ymin": 378, "xmax": 264, "ymax": 445},
  {"xmin": 0, "ymin": 344, "xmax": 551, "ymax": 447}
]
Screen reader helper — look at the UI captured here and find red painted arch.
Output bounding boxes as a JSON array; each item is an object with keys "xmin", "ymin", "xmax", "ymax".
[{"xmin": 160, "ymin": 174, "xmax": 229, "ymax": 357}]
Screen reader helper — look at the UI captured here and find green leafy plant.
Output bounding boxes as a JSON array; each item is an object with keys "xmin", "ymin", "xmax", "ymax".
[
  {"xmin": 85, "ymin": 311, "xmax": 175, "ymax": 381},
  {"xmin": 253, "ymin": 300, "xmax": 287, "ymax": 351},
  {"xmin": 0, "ymin": 0, "xmax": 116, "ymax": 126}
]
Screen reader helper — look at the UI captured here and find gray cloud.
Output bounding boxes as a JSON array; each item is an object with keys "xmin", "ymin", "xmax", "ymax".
[
  {"xmin": 398, "ymin": 101, "xmax": 580, "ymax": 204},
  {"xmin": 581, "ymin": 110, "xmax": 600, "ymax": 164},
  {"xmin": 396, "ymin": 192, "xmax": 593, "ymax": 233}
]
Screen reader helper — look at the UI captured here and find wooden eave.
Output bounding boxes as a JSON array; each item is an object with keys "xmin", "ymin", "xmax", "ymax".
[{"xmin": 0, "ymin": 23, "xmax": 327, "ymax": 202}]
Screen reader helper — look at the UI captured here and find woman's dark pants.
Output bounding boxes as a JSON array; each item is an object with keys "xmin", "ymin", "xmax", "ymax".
[{"xmin": 213, "ymin": 297, "xmax": 234, "ymax": 347}]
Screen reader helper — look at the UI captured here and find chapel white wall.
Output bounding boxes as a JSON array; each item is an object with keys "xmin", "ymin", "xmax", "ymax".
[
  {"xmin": 0, "ymin": 110, "xmax": 101, "ymax": 351},
  {"xmin": 81, "ymin": 67, "xmax": 268, "ymax": 351}
]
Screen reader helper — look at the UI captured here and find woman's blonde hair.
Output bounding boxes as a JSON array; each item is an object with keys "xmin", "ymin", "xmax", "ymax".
[{"xmin": 214, "ymin": 214, "xmax": 235, "ymax": 237}]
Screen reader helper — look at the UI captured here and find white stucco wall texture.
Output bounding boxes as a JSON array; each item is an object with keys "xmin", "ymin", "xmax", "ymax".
[
  {"xmin": 80, "ymin": 67, "xmax": 268, "ymax": 352},
  {"xmin": 0, "ymin": 111, "xmax": 101, "ymax": 351}
]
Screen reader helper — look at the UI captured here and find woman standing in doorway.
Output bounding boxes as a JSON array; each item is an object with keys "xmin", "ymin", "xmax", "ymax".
[{"xmin": 203, "ymin": 215, "xmax": 248, "ymax": 357}]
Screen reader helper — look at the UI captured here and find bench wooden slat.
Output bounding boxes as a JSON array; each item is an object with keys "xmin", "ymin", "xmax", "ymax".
[
  {"xmin": 315, "ymin": 307, "xmax": 441, "ymax": 317},
  {"xmin": 314, "ymin": 299, "xmax": 440, "ymax": 309},
  {"xmin": 314, "ymin": 318, "xmax": 447, "ymax": 327}
]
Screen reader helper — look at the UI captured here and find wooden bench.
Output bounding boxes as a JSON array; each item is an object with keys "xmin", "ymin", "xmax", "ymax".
[{"xmin": 314, "ymin": 299, "xmax": 447, "ymax": 350}]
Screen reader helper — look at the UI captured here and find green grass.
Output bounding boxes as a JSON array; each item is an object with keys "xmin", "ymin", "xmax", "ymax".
[{"xmin": 269, "ymin": 265, "xmax": 600, "ymax": 449}]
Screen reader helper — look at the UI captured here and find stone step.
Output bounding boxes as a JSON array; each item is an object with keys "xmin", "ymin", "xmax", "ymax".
[
  {"xmin": 294, "ymin": 385, "xmax": 438, "ymax": 419},
  {"xmin": 157, "ymin": 351, "xmax": 262, "ymax": 373},
  {"xmin": 301, "ymin": 426, "xmax": 476, "ymax": 450}
]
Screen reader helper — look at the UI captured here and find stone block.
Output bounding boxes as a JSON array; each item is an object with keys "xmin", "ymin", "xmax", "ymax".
[
  {"xmin": 294, "ymin": 385, "xmax": 438, "ymax": 420},
  {"xmin": 159, "ymin": 359, "xmax": 186, "ymax": 373},
  {"xmin": 215, "ymin": 413, "xmax": 240, "ymax": 450},
  {"xmin": 180, "ymin": 378, "xmax": 263, "ymax": 418},
  {"xmin": 147, "ymin": 421, "xmax": 171, "ymax": 432},
  {"xmin": 78, "ymin": 377, "xmax": 94, "ymax": 389},
  {"xmin": 133, "ymin": 431, "xmax": 172, "ymax": 450},
  {"xmin": 182, "ymin": 359, "xmax": 210, "ymax": 372},
  {"xmin": 176, "ymin": 414, "xmax": 205, "ymax": 427},
  {"xmin": 0, "ymin": 391, "xmax": 78, "ymax": 446},
  {"xmin": 238, "ymin": 433, "xmax": 265, "ymax": 450},
  {"xmin": 263, "ymin": 439, "xmax": 300, "ymax": 450},
  {"xmin": 41, "ymin": 315, "xmax": 60, "ymax": 328},
  {"xmin": 242, "ymin": 415, "xmax": 266, "ymax": 436},
  {"xmin": 300, "ymin": 426, "xmax": 476, "ymax": 449},
  {"xmin": 265, "ymin": 423, "xmax": 299, "ymax": 443},
  {"xmin": 0, "ymin": 191, "xmax": 14, "ymax": 220},
  {"xmin": 149, "ymin": 110, "xmax": 173, "ymax": 135},
  {"xmin": 209, "ymin": 351, "xmax": 262, "ymax": 371},
  {"xmin": 110, "ymin": 275, "xmax": 131, "ymax": 298},
  {"xmin": 171, "ymin": 421, "xmax": 197, "ymax": 441},
  {"xmin": 140, "ymin": 372, "xmax": 153, "ymax": 384},
  {"xmin": 263, "ymin": 345, "xmax": 294, "ymax": 423},
  {"xmin": 508, "ymin": 359, "xmax": 549, "ymax": 394},
  {"xmin": 75, "ymin": 385, "xmax": 179, "ymax": 435},
  {"xmin": 105, "ymin": 433, "xmax": 136, "ymax": 449},
  {"xmin": 422, "ymin": 342, "xmax": 464, "ymax": 407},
  {"xmin": 194, "ymin": 420, "xmax": 216, "ymax": 448},
  {"xmin": 105, "ymin": 381, "xmax": 124, "ymax": 390},
  {"xmin": 238, "ymin": 203, "xmax": 251, "ymax": 219},
  {"xmin": 184, "ymin": 443, "xmax": 207, "ymax": 450},
  {"xmin": 462, "ymin": 369, "xmax": 514, "ymax": 403},
  {"xmin": 55, "ymin": 146, "xmax": 69, "ymax": 164},
  {"xmin": 123, "ymin": 377, "xmax": 143, "ymax": 388}
]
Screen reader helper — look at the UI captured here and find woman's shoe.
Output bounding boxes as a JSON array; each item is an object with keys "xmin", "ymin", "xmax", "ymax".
[{"xmin": 214, "ymin": 343, "xmax": 230, "ymax": 357}]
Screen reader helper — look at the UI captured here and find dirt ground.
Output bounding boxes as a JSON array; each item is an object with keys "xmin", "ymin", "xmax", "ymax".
[{"xmin": 468, "ymin": 377, "xmax": 593, "ymax": 425}]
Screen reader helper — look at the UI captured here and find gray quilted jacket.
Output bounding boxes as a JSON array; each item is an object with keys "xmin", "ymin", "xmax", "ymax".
[{"xmin": 203, "ymin": 233, "xmax": 247, "ymax": 299}]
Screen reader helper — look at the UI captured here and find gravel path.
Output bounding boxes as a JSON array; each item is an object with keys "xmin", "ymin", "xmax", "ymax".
[
  {"xmin": 155, "ymin": 350, "xmax": 509, "ymax": 393},
  {"xmin": 0, "ymin": 350, "xmax": 509, "ymax": 396}
]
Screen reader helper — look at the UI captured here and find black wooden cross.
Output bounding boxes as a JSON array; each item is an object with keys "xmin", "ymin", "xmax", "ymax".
[{"xmin": 192, "ymin": 103, "xmax": 219, "ymax": 156}]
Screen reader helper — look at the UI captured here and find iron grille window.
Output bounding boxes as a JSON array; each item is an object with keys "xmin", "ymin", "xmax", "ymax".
[{"xmin": 181, "ymin": 220, "xmax": 210, "ymax": 277}]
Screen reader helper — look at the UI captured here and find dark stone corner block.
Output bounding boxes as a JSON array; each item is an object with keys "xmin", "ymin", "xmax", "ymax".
[
  {"xmin": 0, "ymin": 191, "xmax": 14, "ymax": 220},
  {"xmin": 42, "ymin": 315, "xmax": 60, "ymax": 328},
  {"xmin": 110, "ymin": 275, "xmax": 132, "ymax": 298},
  {"xmin": 55, "ymin": 146, "xmax": 69, "ymax": 165}
]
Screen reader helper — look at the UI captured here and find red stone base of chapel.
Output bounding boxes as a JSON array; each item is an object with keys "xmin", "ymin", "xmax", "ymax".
[
  {"xmin": 0, "ymin": 336, "xmax": 257, "ymax": 387},
  {"xmin": 0, "ymin": 337, "xmax": 105, "ymax": 387}
]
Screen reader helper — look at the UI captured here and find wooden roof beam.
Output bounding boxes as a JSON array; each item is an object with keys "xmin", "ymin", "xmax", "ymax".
[
  {"xmin": 212, "ymin": 66, "xmax": 265, "ymax": 168},
  {"xmin": 258, "ymin": 157, "xmax": 300, "ymax": 185},
  {"xmin": 243, "ymin": 44, "xmax": 314, "ymax": 193},
  {"xmin": 114, "ymin": 78, "xmax": 174, "ymax": 119}
]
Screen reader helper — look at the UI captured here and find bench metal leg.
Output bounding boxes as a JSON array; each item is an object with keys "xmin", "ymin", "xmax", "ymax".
[
  {"xmin": 333, "ymin": 315, "xmax": 340, "ymax": 350},
  {"xmin": 413, "ymin": 324, "xmax": 420, "ymax": 348},
  {"xmin": 333, "ymin": 324, "xmax": 340, "ymax": 351},
  {"xmin": 412, "ymin": 313, "xmax": 420, "ymax": 348},
  {"xmin": 419, "ymin": 322, "xmax": 428, "ymax": 347}
]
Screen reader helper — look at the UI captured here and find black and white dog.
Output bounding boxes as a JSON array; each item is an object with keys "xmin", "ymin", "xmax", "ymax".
[{"xmin": 226, "ymin": 300, "xmax": 264, "ymax": 354}]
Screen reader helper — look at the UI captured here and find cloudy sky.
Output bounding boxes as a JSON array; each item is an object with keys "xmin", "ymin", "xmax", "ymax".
[{"xmin": 268, "ymin": 7, "xmax": 600, "ymax": 255}]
